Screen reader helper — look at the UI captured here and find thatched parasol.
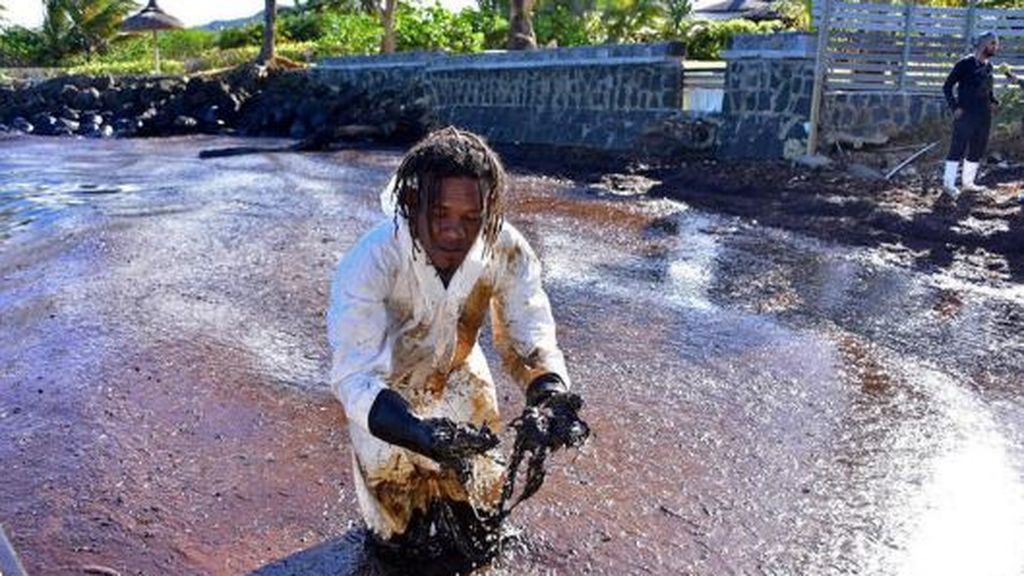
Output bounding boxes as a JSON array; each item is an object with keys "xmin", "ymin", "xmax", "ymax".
[{"xmin": 120, "ymin": 0, "xmax": 184, "ymax": 74}]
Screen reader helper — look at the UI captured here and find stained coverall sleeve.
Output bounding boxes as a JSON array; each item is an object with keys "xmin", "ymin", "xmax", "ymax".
[
  {"xmin": 327, "ymin": 225, "xmax": 394, "ymax": 432},
  {"xmin": 492, "ymin": 226, "xmax": 571, "ymax": 390}
]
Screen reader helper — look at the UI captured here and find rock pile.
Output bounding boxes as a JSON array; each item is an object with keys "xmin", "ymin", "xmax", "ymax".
[{"xmin": 0, "ymin": 64, "xmax": 434, "ymax": 144}]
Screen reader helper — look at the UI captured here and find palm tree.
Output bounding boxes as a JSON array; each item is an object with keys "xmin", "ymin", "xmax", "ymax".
[
  {"xmin": 378, "ymin": 0, "xmax": 397, "ymax": 53},
  {"xmin": 42, "ymin": 0, "xmax": 139, "ymax": 61},
  {"xmin": 508, "ymin": 0, "xmax": 537, "ymax": 49},
  {"xmin": 41, "ymin": 0, "xmax": 74, "ymax": 60},
  {"xmin": 258, "ymin": 0, "xmax": 276, "ymax": 62}
]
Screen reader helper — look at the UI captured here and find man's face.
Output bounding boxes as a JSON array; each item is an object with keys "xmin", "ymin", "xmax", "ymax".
[
  {"xmin": 983, "ymin": 38, "xmax": 999, "ymax": 58},
  {"xmin": 415, "ymin": 176, "xmax": 484, "ymax": 273}
]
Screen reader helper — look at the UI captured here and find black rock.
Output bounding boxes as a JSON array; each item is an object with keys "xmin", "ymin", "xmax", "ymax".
[
  {"xmin": 83, "ymin": 123, "xmax": 114, "ymax": 138},
  {"xmin": 101, "ymin": 89, "xmax": 122, "ymax": 111},
  {"xmin": 64, "ymin": 76, "xmax": 94, "ymax": 90},
  {"xmin": 59, "ymin": 106, "xmax": 80, "ymax": 121},
  {"xmin": 199, "ymin": 104, "xmax": 219, "ymax": 124},
  {"xmin": 308, "ymin": 110, "xmax": 328, "ymax": 130},
  {"xmin": 82, "ymin": 113, "xmax": 103, "ymax": 127},
  {"xmin": 30, "ymin": 113, "xmax": 58, "ymax": 135},
  {"xmin": 173, "ymin": 115, "xmax": 198, "ymax": 129},
  {"xmin": 60, "ymin": 84, "xmax": 80, "ymax": 105},
  {"xmin": 297, "ymin": 98, "xmax": 320, "ymax": 123},
  {"xmin": 183, "ymin": 78, "xmax": 213, "ymax": 108},
  {"xmin": 73, "ymin": 87, "xmax": 100, "ymax": 111},
  {"xmin": 56, "ymin": 117, "xmax": 79, "ymax": 135},
  {"xmin": 12, "ymin": 117, "xmax": 33, "ymax": 133},
  {"xmin": 93, "ymin": 75, "xmax": 114, "ymax": 92},
  {"xmin": 113, "ymin": 117, "xmax": 140, "ymax": 136}
]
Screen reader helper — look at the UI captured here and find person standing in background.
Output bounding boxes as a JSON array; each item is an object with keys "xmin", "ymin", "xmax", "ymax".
[{"xmin": 942, "ymin": 31, "xmax": 1000, "ymax": 200}]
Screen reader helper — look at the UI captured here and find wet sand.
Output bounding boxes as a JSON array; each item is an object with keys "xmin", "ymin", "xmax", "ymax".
[{"xmin": 2, "ymin": 135, "xmax": 1024, "ymax": 575}]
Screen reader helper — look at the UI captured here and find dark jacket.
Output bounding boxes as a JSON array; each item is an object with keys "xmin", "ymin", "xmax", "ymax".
[{"xmin": 944, "ymin": 55, "xmax": 996, "ymax": 115}]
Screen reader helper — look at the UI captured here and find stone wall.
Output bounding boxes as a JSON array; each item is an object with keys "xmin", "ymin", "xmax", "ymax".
[
  {"xmin": 719, "ymin": 33, "xmax": 816, "ymax": 159},
  {"xmin": 313, "ymin": 43, "xmax": 688, "ymax": 150},
  {"xmin": 311, "ymin": 36, "xmax": 956, "ymax": 158},
  {"xmin": 824, "ymin": 92, "xmax": 948, "ymax": 147}
]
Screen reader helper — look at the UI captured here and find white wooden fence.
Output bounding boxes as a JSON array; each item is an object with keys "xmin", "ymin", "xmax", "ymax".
[{"xmin": 813, "ymin": 1, "xmax": 1024, "ymax": 93}]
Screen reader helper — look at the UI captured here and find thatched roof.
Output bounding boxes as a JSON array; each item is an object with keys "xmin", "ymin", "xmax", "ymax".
[
  {"xmin": 120, "ymin": 0, "xmax": 184, "ymax": 33},
  {"xmin": 691, "ymin": 0, "xmax": 778, "ymax": 21}
]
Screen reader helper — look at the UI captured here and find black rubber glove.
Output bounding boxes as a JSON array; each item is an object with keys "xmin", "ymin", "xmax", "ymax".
[
  {"xmin": 367, "ymin": 389, "xmax": 499, "ymax": 474},
  {"xmin": 525, "ymin": 374, "xmax": 590, "ymax": 450}
]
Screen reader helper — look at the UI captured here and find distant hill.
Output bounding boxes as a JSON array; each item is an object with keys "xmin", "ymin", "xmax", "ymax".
[
  {"xmin": 196, "ymin": 6, "xmax": 294, "ymax": 31},
  {"xmin": 197, "ymin": 13, "xmax": 262, "ymax": 31}
]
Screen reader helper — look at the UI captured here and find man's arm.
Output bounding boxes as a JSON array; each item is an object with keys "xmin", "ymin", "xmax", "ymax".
[
  {"xmin": 944, "ymin": 59, "xmax": 966, "ymax": 112},
  {"xmin": 492, "ymin": 225, "xmax": 589, "ymax": 450},
  {"xmin": 491, "ymin": 225, "xmax": 571, "ymax": 395},
  {"xmin": 327, "ymin": 225, "xmax": 394, "ymax": 432}
]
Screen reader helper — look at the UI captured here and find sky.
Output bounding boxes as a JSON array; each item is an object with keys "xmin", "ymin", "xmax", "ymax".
[{"xmin": 2, "ymin": 0, "xmax": 476, "ymax": 30}]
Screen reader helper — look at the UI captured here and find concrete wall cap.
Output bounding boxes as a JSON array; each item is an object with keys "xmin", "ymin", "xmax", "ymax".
[{"xmin": 316, "ymin": 42, "xmax": 686, "ymax": 70}]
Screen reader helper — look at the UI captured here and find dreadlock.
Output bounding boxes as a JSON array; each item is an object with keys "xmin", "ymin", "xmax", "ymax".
[{"xmin": 391, "ymin": 127, "xmax": 507, "ymax": 256}]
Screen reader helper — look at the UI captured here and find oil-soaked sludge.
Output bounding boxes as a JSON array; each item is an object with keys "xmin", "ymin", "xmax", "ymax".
[{"xmin": 1, "ymin": 136, "xmax": 1023, "ymax": 575}]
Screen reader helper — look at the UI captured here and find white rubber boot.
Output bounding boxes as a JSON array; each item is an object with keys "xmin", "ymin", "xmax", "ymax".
[
  {"xmin": 943, "ymin": 161, "xmax": 961, "ymax": 199},
  {"xmin": 962, "ymin": 161, "xmax": 987, "ymax": 192}
]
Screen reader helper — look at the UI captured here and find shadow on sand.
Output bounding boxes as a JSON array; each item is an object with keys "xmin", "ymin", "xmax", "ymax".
[{"xmin": 249, "ymin": 529, "xmax": 385, "ymax": 576}]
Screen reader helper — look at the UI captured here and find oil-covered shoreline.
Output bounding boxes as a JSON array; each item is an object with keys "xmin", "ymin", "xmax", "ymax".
[{"xmin": 2, "ymin": 135, "xmax": 1023, "ymax": 574}]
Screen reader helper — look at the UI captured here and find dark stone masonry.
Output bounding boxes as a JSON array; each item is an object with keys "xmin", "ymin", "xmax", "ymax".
[
  {"xmin": 314, "ymin": 43, "xmax": 689, "ymax": 152},
  {"xmin": 718, "ymin": 34, "xmax": 816, "ymax": 159},
  {"xmin": 824, "ymin": 92, "xmax": 948, "ymax": 147}
]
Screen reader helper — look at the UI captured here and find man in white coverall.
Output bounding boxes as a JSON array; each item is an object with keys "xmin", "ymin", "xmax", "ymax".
[{"xmin": 327, "ymin": 127, "xmax": 586, "ymax": 570}]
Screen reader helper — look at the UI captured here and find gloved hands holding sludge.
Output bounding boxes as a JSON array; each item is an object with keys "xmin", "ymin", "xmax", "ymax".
[
  {"xmin": 523, "ymin": 374, "xmax": 590, "ymax": 451},
  {"xmin": 420, "ymin": 417, "xmax": 500, "ymax": 473},
  {"xmin": 495, "ymin": 374, "xmax": 590, "ymax": 516},
  {"xmin": 367, "ymin": 389, "xmax": 499, "ymax": 476}
]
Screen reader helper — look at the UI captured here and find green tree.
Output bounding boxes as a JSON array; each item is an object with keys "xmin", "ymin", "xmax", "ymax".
[
  {"xmin": 533, "ymin": 3, "xmax": 603, "ymax": 46},
  {"xmin": 601, "ymin": 0, "xmax": 664, "ymax": 43},
  {"xmin": 42, "ymin": 0, "xmax": 139, "ymax": 61},
  {"xmin": 663, "ymin": 0, "xmax": 691, "ymax": 36},
  {"xmin": 41, "ymin": 0, "xmax": 74, "ymax": 60},
  {"xmin": 0, "ymin": 26, "xmax": 49, "ymax": 65},
  {"xmin": 299, "ymin": 0, "xmax": 368, "ymax": 12}
]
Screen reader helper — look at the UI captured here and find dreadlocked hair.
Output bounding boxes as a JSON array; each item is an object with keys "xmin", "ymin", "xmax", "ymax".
[{"xmin": 391, "ymin": 126, "xmax": 507, "ymax": 256}]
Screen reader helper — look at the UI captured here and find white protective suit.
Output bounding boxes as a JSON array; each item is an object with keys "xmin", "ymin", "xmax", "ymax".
[{"xmin": 327, "ymin": 214, "xmax": 570, "ymax": 538}]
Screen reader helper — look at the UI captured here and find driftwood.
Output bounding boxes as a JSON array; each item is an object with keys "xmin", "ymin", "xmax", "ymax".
[{"xmin": 198, "ymin": 124, "xmax": 386, "ymax": 159}]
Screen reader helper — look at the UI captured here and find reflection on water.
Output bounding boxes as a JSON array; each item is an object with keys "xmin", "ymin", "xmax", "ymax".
[
  {"xmin": 898, "ymin": 371, "xmax": 1024, "ymax": 576},
  {"xmin": 0, "ymin": 181, "xmax": 140, "ymax": 239}
]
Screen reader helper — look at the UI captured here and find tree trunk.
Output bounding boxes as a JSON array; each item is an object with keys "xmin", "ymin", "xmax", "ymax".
[
  {"xmin": 258, "ymin": 0, "xmax": 277, "ymax": 63},
  {"xmin": 380, "ymin": 0, "xmax": 397, "ymax": 54},
  {"xmin": 508, "ymin": 0, "xmax": 536, "ymax": 50},
  {"xmin": 152, "ymin": 30, "xmax": 160, "ymax": 74}
]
